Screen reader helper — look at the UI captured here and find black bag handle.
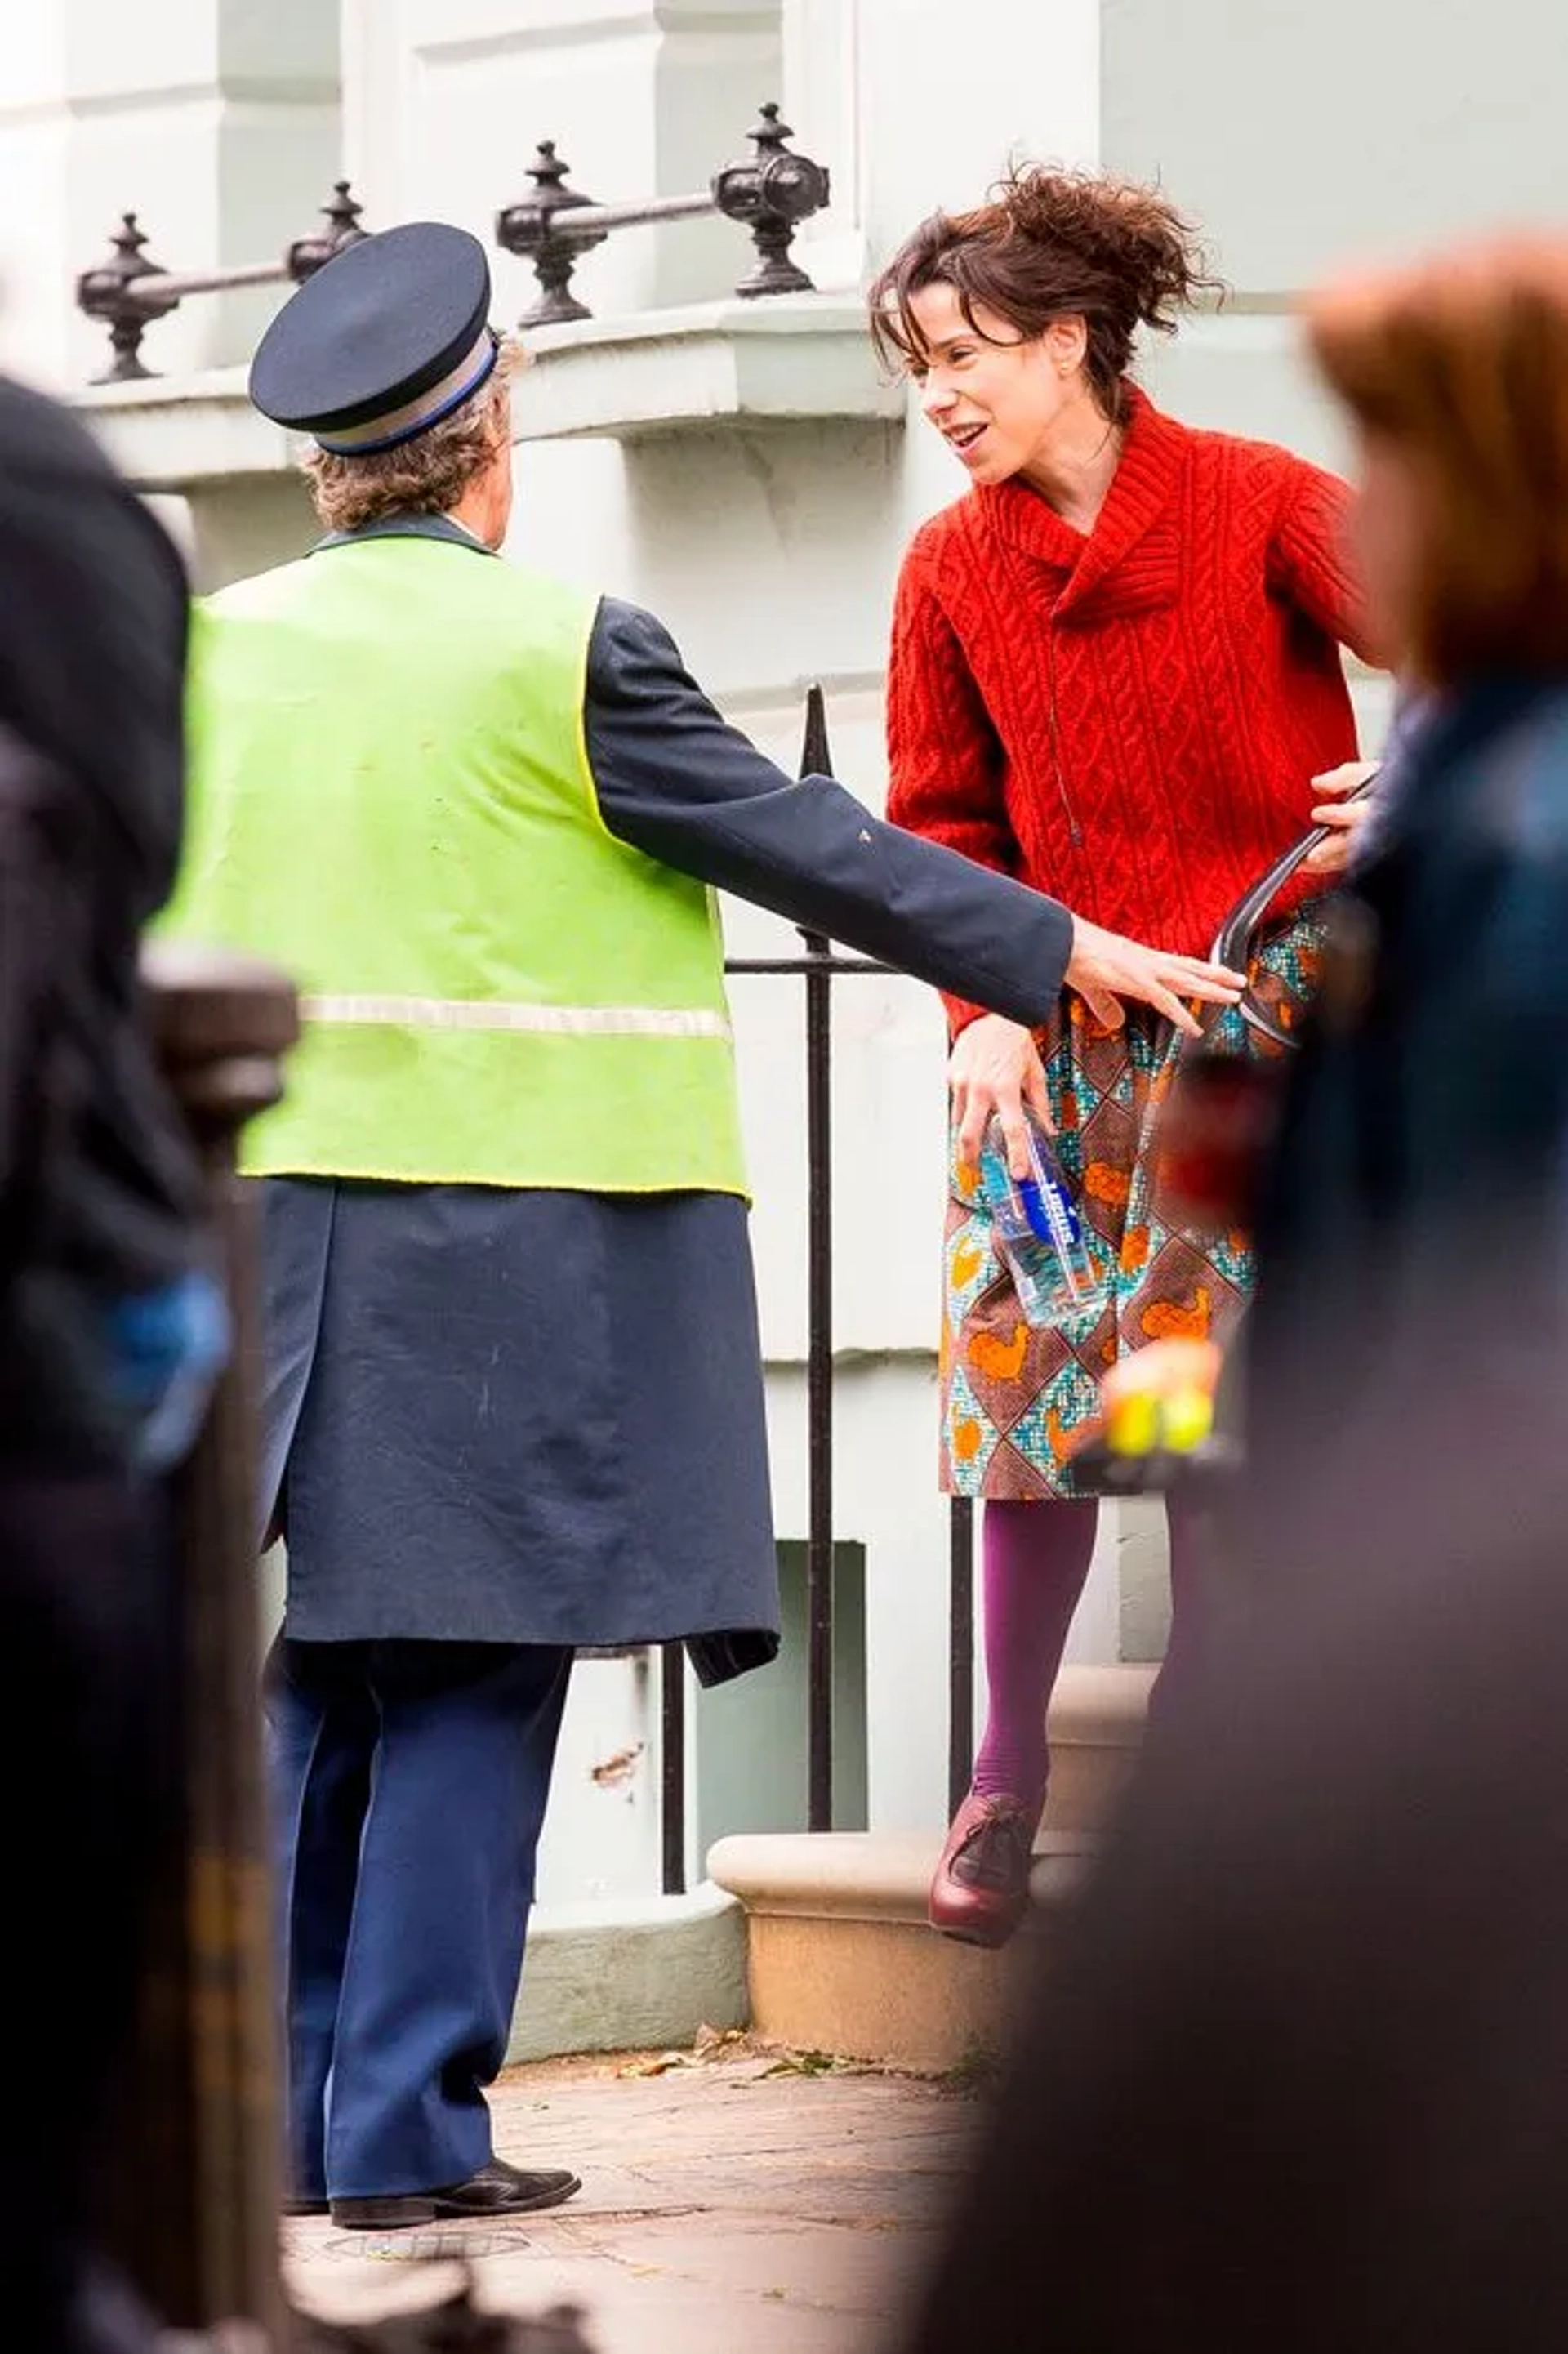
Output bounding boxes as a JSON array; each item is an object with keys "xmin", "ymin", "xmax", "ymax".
[{"xmin": 1209, "ymin": 771, "xmax": 1379, "ymax": 1049}]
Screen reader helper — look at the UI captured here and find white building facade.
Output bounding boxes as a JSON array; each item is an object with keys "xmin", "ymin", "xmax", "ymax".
[{"xmin": 2, "ymin": 0, "xmax": 1562, "ymax": 1919}]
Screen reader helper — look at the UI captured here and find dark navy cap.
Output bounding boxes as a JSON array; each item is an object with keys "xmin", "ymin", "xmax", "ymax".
[{"xmin": 249, "ymin": 221, "xmax": 498, "ymax": 456}]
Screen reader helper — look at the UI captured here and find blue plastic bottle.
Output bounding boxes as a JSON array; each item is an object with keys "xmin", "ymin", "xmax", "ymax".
[{"xmin": 979, "ymin": 1110, "xmax": 1103, "ymax": 1327}]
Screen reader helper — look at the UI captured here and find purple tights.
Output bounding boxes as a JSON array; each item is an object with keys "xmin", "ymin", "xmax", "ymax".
[{"xmin": 969, "ymin": 1494, "xmax": 1209, "ymax": 1813}]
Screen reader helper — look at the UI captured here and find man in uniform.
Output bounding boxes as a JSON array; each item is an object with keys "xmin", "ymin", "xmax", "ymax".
[{"xmin": 165, "ymin": 220, "xmax": 1240, "ymax": 2232}]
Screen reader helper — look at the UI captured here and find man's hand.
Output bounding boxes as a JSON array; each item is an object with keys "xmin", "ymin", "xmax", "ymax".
[
  {"xmin": 1065, "ymin": 921, "xmax": 1245, "ymax": 1040},
  {"xmin": 1303, "ymin": 760, "xmax": 1381, "ymax": 876},
  {"xmin": 950, "ymin": 1015, "xmax": 1051, "ymax": 1179}
]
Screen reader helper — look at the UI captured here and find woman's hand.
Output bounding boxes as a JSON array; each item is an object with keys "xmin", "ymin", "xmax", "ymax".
[
  {"xmin": 1065, "ymin": 921, "xmax": 1245, "ymax": 1040},
  {"xmin": 953, "ymin": 933, "xmax": 1245, "ymax": 1179},
  {"xmin": 1303, "ymin": 760, "xmax": 1381, "ymax": 876},
  {"xmin": 950, "ymin": 1015, "xmax": 1051, "ymax": 1179}
]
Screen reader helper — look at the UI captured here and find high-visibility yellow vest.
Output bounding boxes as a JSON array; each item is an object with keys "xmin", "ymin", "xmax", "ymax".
[{"xmin": 167, "ymin": 533, "xmax": 747, "ymax": 1195}]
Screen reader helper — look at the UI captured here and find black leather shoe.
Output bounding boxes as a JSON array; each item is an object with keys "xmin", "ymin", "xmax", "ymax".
[
  {"xmin": 282, "ymin": 2193, "xmax": 328, "ymax": 2218},
  {"xmin": 330, "ymin": 2156, "xmax": 582, "ymax": 2231}
]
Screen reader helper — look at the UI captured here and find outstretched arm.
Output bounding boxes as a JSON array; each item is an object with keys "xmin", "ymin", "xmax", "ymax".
[
  {"xmin": 583, "ymin": 597, "xmax": 1074, "ymax": 1030},
  {"xmin": 583, "ymin": 600, "xmax": 1241, "ymax": 1045}
]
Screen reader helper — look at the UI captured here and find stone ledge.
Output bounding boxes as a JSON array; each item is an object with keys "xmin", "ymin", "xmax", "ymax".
[
  {"xmin": 514, "ymin": 294, "xmax": 905, "ymax": 442},
  {"xmin": 1046, "ymin": 1660, "xmax": 1159, "ymax": 1744},
  {"xmin": 70, "ymin": 296, "xmax": 903, "ymax": 491},
  {"xmin": 707, "ymin": 1827, "xmax": 1094, "ymax": 1925},
  {"xmin": 74, "ymin": 366, "xmax": 298, "ymax": 493},
  {"xmin": 1043, "ymin": 1661, "xmax": 1156, "ymax": 1835},
  {"xmin": 507, "ymin": 1881, "xmax": 748, "ymax": 2066},
  {"xmin": 707, "ymin": 1833, "xmax": 1090, "ymax": 2072}
]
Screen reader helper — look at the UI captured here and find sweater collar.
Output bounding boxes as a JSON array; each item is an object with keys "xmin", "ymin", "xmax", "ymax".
[{"xmin": 975, "ymin": 386, "xmax": 1187, "ymax": 616}]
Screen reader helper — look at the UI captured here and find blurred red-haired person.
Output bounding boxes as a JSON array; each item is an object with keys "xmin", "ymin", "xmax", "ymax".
[{"xmin": 1244, "ymin": 234, "xmax": 1568, "ymax": 1498}]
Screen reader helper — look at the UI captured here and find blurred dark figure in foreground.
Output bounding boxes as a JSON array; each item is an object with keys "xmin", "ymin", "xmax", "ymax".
[
  {"xmin": 0, "ymin": 377, "xmax": 217, "ymax": 2347},
  {"xmin": 904, "ymin": 236, "xmax": 1568, "ymax": 2353},
  {"xmin": 294, "ymin": 2283, "xmax": 599, "ymax": 2352},
  {"xmin": 903, "ymin": 1400, "xmax": 1568, "ymax": 2354}
]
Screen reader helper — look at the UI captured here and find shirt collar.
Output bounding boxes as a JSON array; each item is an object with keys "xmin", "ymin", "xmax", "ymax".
[{"xmin": 310, "ymin": 512, "xmax": 497, "ymax": 557}]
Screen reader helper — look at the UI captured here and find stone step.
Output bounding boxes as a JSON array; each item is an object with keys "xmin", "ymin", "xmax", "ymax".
[
  {"xmin": 708, "ymin": 1665, "xmax": 1155, "ymax": 2071},
  {"xmin": 507, "ymin": 1881, "xmax": 749, "ymax": 2066},
  {"xmin": 706, "ymin": 1828, "xmax": 1089, "ymax": 2072},
  {"xmin": 1040, "ymin": 1661, "xmax": 1158, "ymax": 1834}
]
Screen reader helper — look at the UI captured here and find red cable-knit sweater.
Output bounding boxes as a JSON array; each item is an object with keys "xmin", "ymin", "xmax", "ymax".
[{"xmin": 886, "ymin": 386, "xmax": 1377, "ymax": 1034}]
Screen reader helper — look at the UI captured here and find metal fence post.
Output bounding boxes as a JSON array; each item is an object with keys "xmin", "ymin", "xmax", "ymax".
[
  {"xmin": 660, "ymin": 1641, "xmax": 688, "ymax": 1896},
  {"xmin": 710, "ymin": 705, "xmax": 891, "ymax": 1857},
  {"xmin": 799, "ymin": 686, "xmax": 837, "ymax": 1835},
  {"xmin": 110, "ymin": 943, "xmax": 297, "ymax": 2341}
]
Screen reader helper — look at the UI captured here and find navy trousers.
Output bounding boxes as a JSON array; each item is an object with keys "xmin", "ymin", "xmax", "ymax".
[{"xmin": 264, "ymin": 1635, "xmax": 572, "ymax": 2200}]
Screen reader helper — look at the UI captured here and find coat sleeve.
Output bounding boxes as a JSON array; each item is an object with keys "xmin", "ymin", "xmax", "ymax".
[
  {"xmin": 581, "ymin": 597, "xmax": 1073, "ymax": 1031},
  {"xmin": 1265, "ymin": 455, "xmax": 1383, "ymax": 668},
  {"xmin": 885, "ymin": 552, "xmax": 1020, "ymax": 1041}
]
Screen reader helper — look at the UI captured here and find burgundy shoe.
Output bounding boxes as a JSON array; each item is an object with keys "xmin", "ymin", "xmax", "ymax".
[{"xmin": 928, "ymin": 1791, "xmax": 1037, "ymax": 1949}]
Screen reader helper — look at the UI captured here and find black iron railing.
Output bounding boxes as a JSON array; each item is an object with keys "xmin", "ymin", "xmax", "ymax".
[
  {"xmin": 659, "ymin": 686, "xmax": 976, "ymax": 1894},
  {"xmin": 77, "ymin": 181, "xmax": 372, "ymax": 385},
  {"xmin": 498, "ymin": 106, "xmax": 830, "ymax": 328},
  {"xmin": 76, "ymin": 106, "xmax": 831, "ymax": 382}
]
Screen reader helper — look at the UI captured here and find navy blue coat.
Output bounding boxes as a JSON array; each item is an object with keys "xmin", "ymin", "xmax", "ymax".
[{"xmin": 261, "ymin": 519, "xmax": 1076, "ymax": 1679}]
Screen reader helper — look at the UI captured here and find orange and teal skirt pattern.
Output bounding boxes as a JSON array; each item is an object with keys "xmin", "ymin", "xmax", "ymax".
[{"xmin": 938, "ymin": 912, "xmax": 1324, "ymax": 1500}]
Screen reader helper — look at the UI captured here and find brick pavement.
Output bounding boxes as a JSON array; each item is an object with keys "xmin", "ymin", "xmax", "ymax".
[{"xmin": 284, "ymin": 2044, "xmax": 978, "ymax": 2354}]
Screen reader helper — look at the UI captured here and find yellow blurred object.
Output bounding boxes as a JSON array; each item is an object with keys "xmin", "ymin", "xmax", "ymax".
[
  {"xmin": 1160, "ymin": 1385, "xmax": 1214, "ymax": 1455},
  {"xmin": 1099, "ymin": 1338, "xmax": 1223, "ymax": 1460},
  {"xmin": 1107, "ymin": 1390, "xmax": 1160, "ymax": 1457}
]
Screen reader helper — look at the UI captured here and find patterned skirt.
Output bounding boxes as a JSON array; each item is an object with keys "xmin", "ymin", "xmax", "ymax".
[{"xmin": 938, "ymin": 913, "xmax": 1325, "ymax": 1500}]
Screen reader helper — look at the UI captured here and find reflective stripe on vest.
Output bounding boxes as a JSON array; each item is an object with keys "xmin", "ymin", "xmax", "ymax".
[
  {"xmin": 301, "ymin": 992, "xmax": 734, "ymax": 1042},
  {"xmin": 168, "ymin": 539, "xmax": 748, "ymax": 1197}
]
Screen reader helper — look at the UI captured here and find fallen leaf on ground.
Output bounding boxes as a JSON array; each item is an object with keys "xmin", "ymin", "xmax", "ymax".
[
  {"xmin": 614, "ymin": 2052, "xmax": 691, "ymax": 2080},
  {"xmin": 759, "ymin": 2049, "xmax": 845, "ymax": 2079}
]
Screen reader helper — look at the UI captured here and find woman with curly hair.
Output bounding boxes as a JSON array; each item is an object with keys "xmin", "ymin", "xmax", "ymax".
[{"xmin": 872, "ymin": 166, "xmax": 1381, "ymax": 1946}]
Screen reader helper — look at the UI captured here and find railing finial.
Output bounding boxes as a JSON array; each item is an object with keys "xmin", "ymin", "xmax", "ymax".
[
  {"xmin": 76, "ymin": 212, "xmax": 180, "ymax": 384},
  {"xmin": 800, "ymin": 681, "xmax": 835, "ymax": 781},
  {"xmin": 286, "ymin": 177, "xmax": 371, "ymax": 283},
  {"xmin": 713, "ymin": 105, "xmax": 831, "ymax": 300},
  {"xmin": 496, "ymin": 142, "xmax": 608, "ymax": 328}
]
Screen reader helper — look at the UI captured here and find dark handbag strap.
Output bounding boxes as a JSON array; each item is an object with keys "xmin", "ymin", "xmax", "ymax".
[{"xmin": 1208, "ymin": 772, "xmax": 1379, "ymax": 1050}]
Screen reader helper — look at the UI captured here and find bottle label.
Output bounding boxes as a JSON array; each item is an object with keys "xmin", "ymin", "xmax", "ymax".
[{"xmin": 975, "ymin": 1116, "xmax": 1102, "ymax": 1326}]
